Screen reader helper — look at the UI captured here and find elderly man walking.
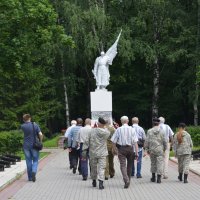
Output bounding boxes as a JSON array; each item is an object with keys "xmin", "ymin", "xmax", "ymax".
[
  {"xmin": 111, "ymin": 116, "xmax": 138, "ymax": 189},
  {"xmin": 87, "ymin": 117, "xmax": 110, "ymax": 190},
  {"xmin": 68, "ymin": 118, "xmax": 83, "ymax": 174},
  {"xmin": 159, "ymin": 116, "xmax": 174, "ymax": 179},
  {"xmin": 131, "ymin": 117, "xmax": 146, "ymax": 178},
  {"xmin": 64, "ymin": 120, "xmax": 77, "ymax": 169},
  {"xmin": 144, "ymin": 118, "xmax": 167, "ymax": 183},
  {"xmin": 77, "ymin": 118, "xmax": 92, "ymax": 180}
]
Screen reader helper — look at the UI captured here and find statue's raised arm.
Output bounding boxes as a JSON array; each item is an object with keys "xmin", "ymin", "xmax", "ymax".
[{"xmin": 93, "ymin": 30, "xmax": 122, "ymax": 90}]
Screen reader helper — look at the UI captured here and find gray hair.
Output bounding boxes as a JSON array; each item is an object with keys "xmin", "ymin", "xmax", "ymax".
[
  {"xmin": 71, "ymin": 120, "xmax": 77, "ymax": 125},
  {"xmin": 120, "ymin": 116, "xmax": 129, "ymax": 124},
  {"xmin": 132, "ymin": 117, "xmax": 139, "ymax": 124}
]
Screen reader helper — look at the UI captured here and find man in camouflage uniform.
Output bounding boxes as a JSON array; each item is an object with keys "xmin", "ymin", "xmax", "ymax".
[
  {"xmin": 105, "ymin": 120, "xmax": 116, "ymax": 180},
  {"xmin": 144, "ymin": 118, "xmax": 167, "ymax": 183},
  {"xmin": 87, "ymin": 117, "xmax": 110, "ymax": 189},
  {"xmin": 173, "ymin": 123, "xmax": 193, "ymax": 183}
]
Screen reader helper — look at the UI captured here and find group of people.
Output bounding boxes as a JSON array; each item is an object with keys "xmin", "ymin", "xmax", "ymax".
[
  {"xmin": 20, "ymin": 113, "xmax": 193, "ymax": 189},
  {"xmin": 64, "ymin": 115, "xmax": 193, "ymax": 189}
]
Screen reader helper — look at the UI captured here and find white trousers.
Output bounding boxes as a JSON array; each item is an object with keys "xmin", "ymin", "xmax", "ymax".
[{"xmin": 163, "ymin": 142, "xmax": 170, "ymax": 176}]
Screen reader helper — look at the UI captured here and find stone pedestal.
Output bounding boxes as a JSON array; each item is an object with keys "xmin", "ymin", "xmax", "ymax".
[{"xmin": 90, "ymin": 90, "xmax": 112, "ymax": 126}]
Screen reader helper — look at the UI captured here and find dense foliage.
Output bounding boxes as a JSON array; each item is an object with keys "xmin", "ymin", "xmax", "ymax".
[
  {"xmin": 186, "ymin": 126, "xmax": 200, "ymax": 146},
  {"xmin": 1, "ymin": 0, "xmax": 200, "ymax": 134},
  {"xmin": 0, "ymin": 130, "xmax": 23, "ymax": 154}
]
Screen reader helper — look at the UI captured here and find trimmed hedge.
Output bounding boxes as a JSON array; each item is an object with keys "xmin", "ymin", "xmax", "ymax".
[{"xmin": 0, "ymin": 130, "xmax": 23, "ymax": 154}]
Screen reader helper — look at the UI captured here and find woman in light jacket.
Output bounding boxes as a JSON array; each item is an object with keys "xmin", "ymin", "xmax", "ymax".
[{"xmin": 173, "ymin": 123, "xmax": 193, "ymax": 183}]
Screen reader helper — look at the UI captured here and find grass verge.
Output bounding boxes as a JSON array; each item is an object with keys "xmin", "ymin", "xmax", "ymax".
[
  {"xmin": 43, "ymin": 135, "xmax": 61, "ymax": 148},
  {"xmin": 16, "ymin": 151, "xmax": 50, "ymax": 160}
]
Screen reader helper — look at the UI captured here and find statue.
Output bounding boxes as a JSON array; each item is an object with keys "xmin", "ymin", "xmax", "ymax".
[{"xmin": 92, "ymin": 30, "xmax": 122, "ymax": 90}]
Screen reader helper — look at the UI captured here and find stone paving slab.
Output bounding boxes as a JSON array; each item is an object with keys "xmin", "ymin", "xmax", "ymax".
[
  {"xmin": 0, "ymin": 160, "xmax": 26, "ymax": 191},
  {"xmin": 4, "ymin": 150, "xmax": 199, "ymax": 200}
]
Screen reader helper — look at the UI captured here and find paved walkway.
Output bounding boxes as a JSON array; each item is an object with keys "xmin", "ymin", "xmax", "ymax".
[{"xmin": 0, "ymin": 149, "xmax": 200, "ymax": 200}]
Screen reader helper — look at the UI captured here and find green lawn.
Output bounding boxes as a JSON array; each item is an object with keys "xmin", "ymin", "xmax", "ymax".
[
  {"xmin": 43, "ymin": 135, "xmax": 61, "ymax": 148},
  {"xmin": 170, "ymin": 146, "xmax": 200, "ymax": 157},
  {"xmin": 16, "ymin": 151, "xmax": 50, "ymax": 160}
]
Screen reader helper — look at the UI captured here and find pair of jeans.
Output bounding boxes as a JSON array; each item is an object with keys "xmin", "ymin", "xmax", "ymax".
[
  {"xmin": 132, "ymin": 150, "xmax": 142, "ymax": 176},
  {"xmin": 24, "ymin": 148, "xmax": 39, "ymax": 181}
]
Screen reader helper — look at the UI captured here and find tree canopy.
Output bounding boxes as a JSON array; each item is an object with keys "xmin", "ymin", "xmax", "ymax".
[{"xmin": 0, "ymin": 0, "xmax": 200, "ymax": 134}]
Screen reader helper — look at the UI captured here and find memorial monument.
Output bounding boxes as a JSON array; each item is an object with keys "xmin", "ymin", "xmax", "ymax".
[{"xmin": 90, "ymin": 30, "xmax": 122, "ymax": 125}]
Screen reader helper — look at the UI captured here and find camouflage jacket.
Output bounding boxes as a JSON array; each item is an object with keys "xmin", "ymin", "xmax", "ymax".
[
  {"xmin": 145, "ymin": 126, "xmax": 167, "ymax": 156},
  {"xmin": 88, "ymin": 127, "xmax": 110, "ymax": 158},
  {"xmin": 106, "ymin": 125, "xmax": 115, "ymax": 151},
  {"xmin": 173, "ymin": 131, "xmax": 193, "ymax": 156}
]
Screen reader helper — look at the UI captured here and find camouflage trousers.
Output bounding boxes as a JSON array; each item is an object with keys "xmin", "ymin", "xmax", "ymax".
[
  {"xmin": 177, "ymin": 154, "xmax": 191, "ymax": 174},
  {"xmin": 105, "ymin": 150, "xmax": 115, "ymax": 178},
  {"xmin": 90, "ymin": 156, "xmax": 106, "ymax": 181},
  {"xmin": 150, "ymin": 154, "xmax": 164, "ymax": 175}
]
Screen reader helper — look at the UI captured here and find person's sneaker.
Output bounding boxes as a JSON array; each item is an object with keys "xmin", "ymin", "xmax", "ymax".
[
  {"xmin": 32, "ymin": 172, "xmax": 36, "ymax": 182},
  {"xmin": 82, "ymin": 177, "xmax": 87, "ymax": 181},
  {"xmin": 137, "ymin": 175, "xmax": 142, "ymax": 178},
  {"xmin": 110, "ymin": 175, "xmax": 114, "ymax": 178},
  {"xmin": 105, "ymin": 177, "xmax": 108, "ymax": 180}
]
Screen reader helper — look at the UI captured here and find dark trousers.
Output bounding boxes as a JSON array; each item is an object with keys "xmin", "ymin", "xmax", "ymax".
[
  {"xmin": 71, "ymin": 148, "xmax": 79, "ymax": 170},
  {"xmin": 69, "ymin": 151, "xmax": 73, "ymax": 168},
  {"xmin": 118, "ymin": 146, "xmax": 134, "ymax": 184},
  {"xmin": 80, "ymin": 143, "xmax": 89, "ymax": 178}
]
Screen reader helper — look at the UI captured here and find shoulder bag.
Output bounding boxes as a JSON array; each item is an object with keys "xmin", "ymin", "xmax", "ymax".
[{"xmin": 32, "ymin": 122, "xmax": 43, "ymax": 151}]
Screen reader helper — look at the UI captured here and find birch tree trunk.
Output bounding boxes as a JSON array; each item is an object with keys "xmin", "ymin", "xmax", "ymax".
[
  {"xmin": 152, "ymin": 11, "xmax": 160, "ymax": 118},
  {"xmin": 193, "ymin": 0, "xmax": 200, "ymax": 125},
  {"xmin": 61, "ymin": 56, "xmax": 70, "ymax": 128},
  {"xmin": 152, "ymin": 57, "xmax": 159, "ymax": 118}
]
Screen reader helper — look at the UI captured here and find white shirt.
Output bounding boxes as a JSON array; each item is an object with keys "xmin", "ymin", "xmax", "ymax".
[
  {"xmin": 111, "ymin": 124, "xmax": 138, "ymax": 146},
  {"xmin": 159, "ymin": 123, "xmax": 174, "ymax": 142},
  {"xmin": 64, "ymin": 124, "xmax": 76, "ymax": 138},
  {"xmin": 76, "ymin": 125, "xmax": 92, "ymax": 143},
  {"xmin": 132, "ymin": 124, "xmax": 146, "ymax": 152}
]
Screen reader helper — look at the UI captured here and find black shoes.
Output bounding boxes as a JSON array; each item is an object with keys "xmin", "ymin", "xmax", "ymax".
[
  {"xmin": 178, "ymin": 173, "xmax": 183, "ymax": 181},
  {"xmin": 92, "ymin": 180, "xmax": 97, "ymax": 187},
  {"xmin": 82, "ymin": 176, "xmax": 87, "ymax": 181},
  {"xmin": 137, "ymin": 175, "xmax": 142, "ymax": 178},
  {"xmin": 32, "ymin": 172, "xmax": 36, "ymax": 182},
  {"xmin": 184, "ymin": 174, "xmax": 188, "ymax": 183},
  {"xmin": 157, "ymin": 175, "xmax": 161, "ymax": 183},
  {"xmin": 110, "ymin": 175, "xmax": 114, "ymax": 178},
  {"xmin": 99, "ymin": 180, "xmax": 104, "ymax": 190},
  {"xmin": 124, "ymin": 182, "xmax": 130, "ymax": 189},
  {"xmin": 151, "ymin": 173, "xmax": 156, "ymax": 182},
  {"xmin": 105, "ymin": 177, "xmax": 108, "ymax": 180},
  {"xmin": 73, "ymin": 168, "xmax": 76, "ymax": 174}
]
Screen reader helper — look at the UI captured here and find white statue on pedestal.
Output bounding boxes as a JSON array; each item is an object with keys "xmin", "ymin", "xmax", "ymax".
[{"xmin": 92, "ymin": 30, "xmax": 122, "ymax": 90}]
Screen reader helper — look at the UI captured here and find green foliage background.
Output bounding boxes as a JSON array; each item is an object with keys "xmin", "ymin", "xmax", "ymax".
[{"xmin": 0, "ymin": 0, "xmax": 200, "ymax": 135}]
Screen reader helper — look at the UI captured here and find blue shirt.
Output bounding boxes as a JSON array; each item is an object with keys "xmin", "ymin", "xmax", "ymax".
[
  {"xmin": 68, "ymin": 125, "xmax": 82, "ymax": 148},
  {"xmin": 21, "ymin": 122, "xmax": 41, "ymax": 149}
]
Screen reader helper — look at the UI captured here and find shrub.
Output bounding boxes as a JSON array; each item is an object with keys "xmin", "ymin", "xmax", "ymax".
[
  {"xmin": 0, "ymin": 130, "xmax": 23, "ymax": 154},
  {"xmin": 185, "ymin": 126, "xmax": 200, "ymax": 147}
]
